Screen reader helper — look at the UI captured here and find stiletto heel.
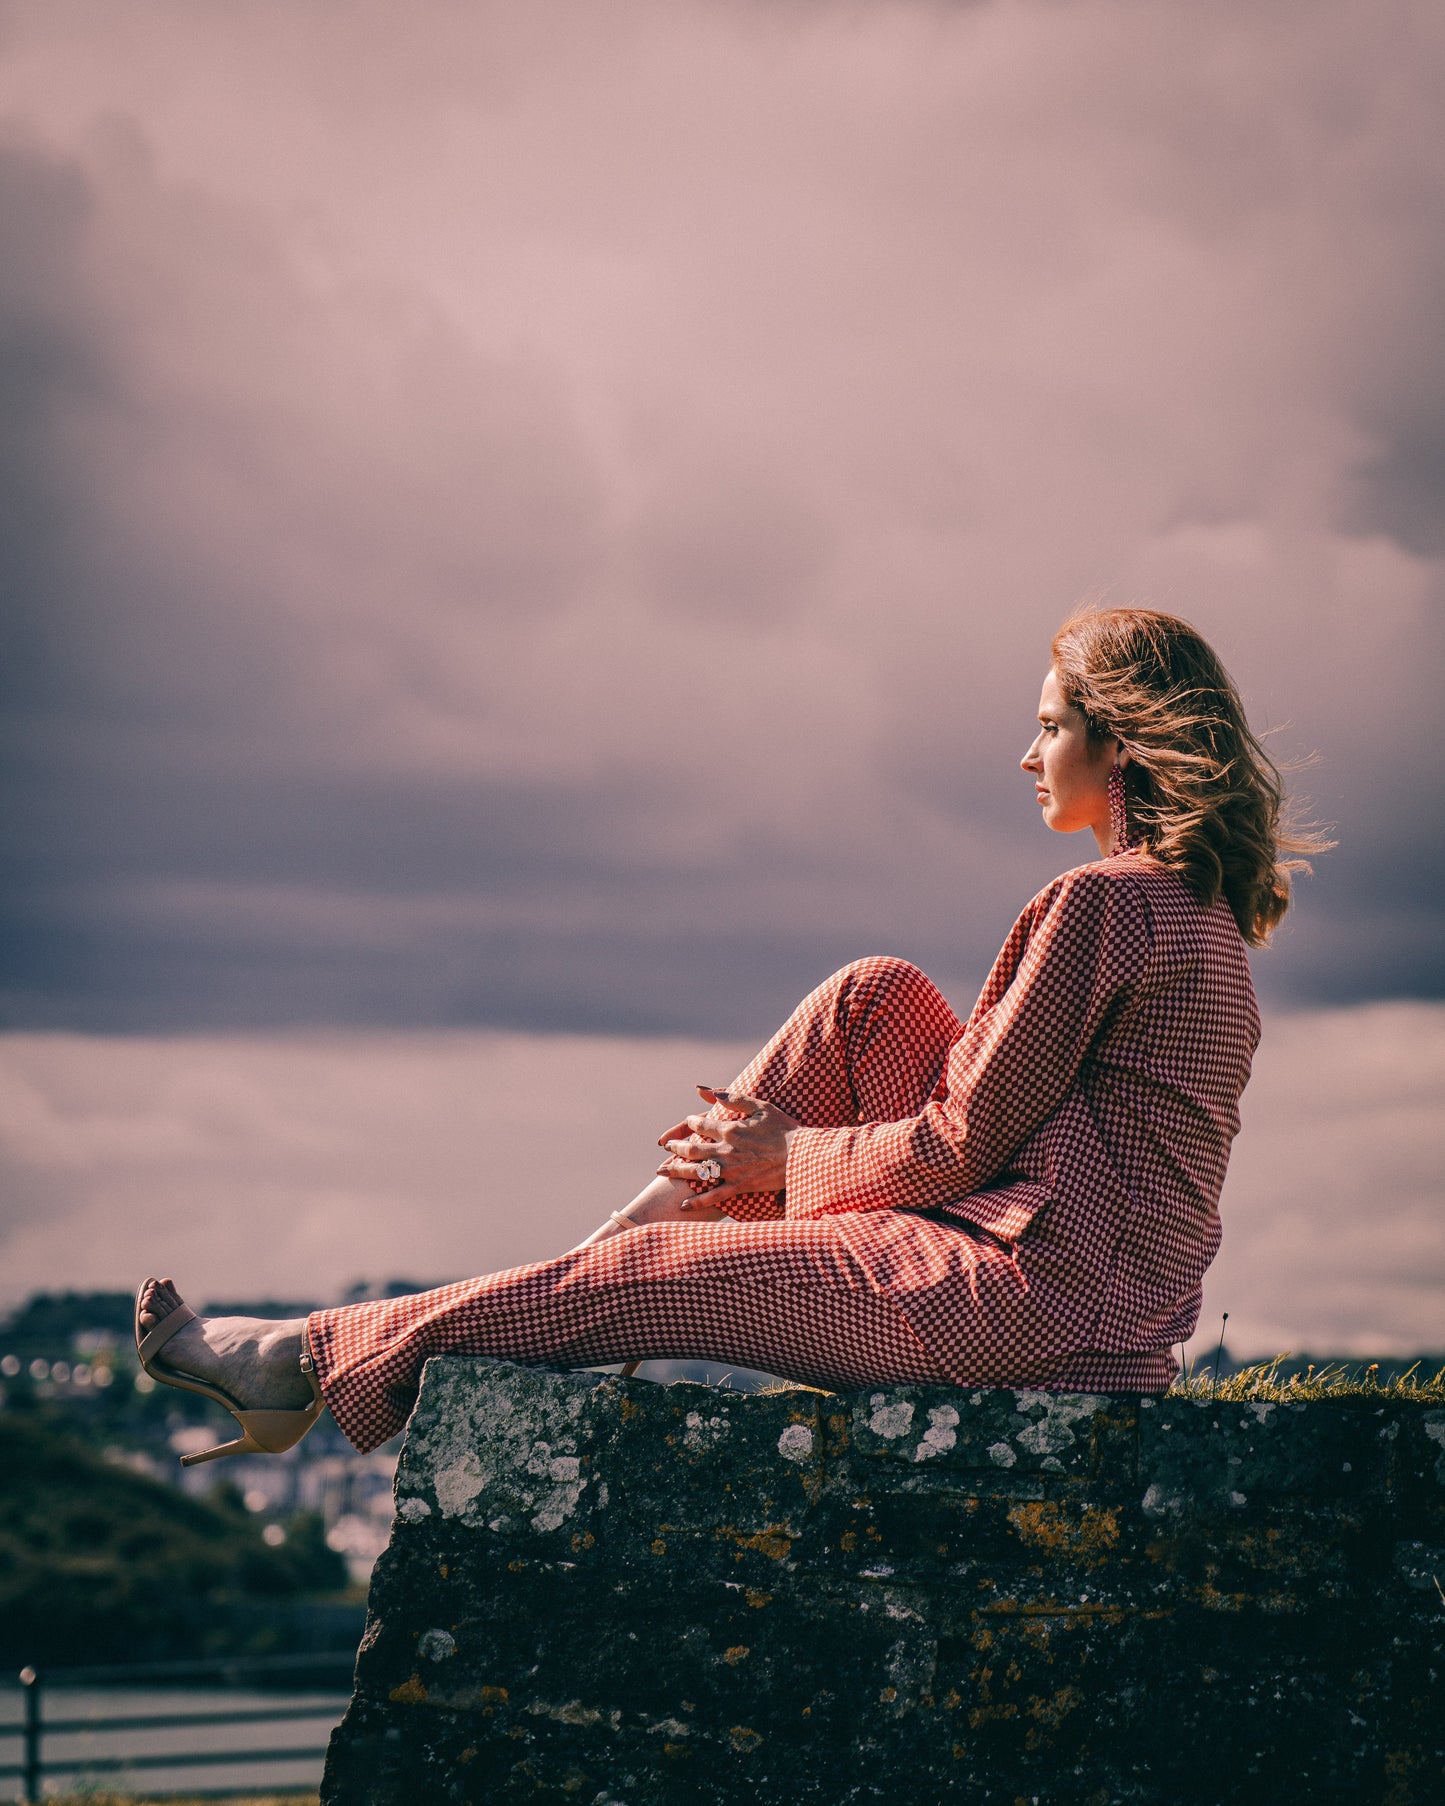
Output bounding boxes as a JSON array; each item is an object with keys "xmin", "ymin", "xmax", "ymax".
[{"xmin": 134, "ymin": 1280, "xmax": 326, "ymax": 1466}]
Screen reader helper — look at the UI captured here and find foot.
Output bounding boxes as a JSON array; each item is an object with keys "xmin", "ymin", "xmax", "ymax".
[{"xmin": 137, "ymin": 1277, "xmax": 315, "ymax": 1412}]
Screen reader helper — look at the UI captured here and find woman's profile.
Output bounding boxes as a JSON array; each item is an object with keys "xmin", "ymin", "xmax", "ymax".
[{"xmin": 135, "ymin": 607, "xmax": 1324, "ymax": 1463}]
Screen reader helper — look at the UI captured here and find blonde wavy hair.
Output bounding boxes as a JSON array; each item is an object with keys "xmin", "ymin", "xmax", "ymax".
[{"xmin": 1050, "ymin": 607, "xmax": 1330, "ymax": 945}]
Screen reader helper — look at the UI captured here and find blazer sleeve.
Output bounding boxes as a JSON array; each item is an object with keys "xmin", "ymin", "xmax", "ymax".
[{"xmin": 781, "ymin": 868, "xmax": 1151, "ymax": 1221}]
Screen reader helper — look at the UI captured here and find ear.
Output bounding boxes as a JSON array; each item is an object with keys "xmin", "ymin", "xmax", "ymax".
[{"xmin": 1115, "ymin": 743, "xmax": 1132, "ymax": 771}]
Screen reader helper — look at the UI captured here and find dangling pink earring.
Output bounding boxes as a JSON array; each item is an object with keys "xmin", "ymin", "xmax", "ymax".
[{"xmin": 1108, "ymin": 760, "xmax": 1130, "ymax": 855}]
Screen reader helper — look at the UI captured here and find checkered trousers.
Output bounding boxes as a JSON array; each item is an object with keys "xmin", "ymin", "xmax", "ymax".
[{"xmin": 308, "ymin": 1220, "xmax": 953, "ymax": 1452}]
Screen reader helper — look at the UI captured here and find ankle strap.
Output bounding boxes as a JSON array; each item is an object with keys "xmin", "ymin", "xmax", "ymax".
[{"xmin": 137, "ymin": 1303, "xmax": 196, "ymax": 1365}]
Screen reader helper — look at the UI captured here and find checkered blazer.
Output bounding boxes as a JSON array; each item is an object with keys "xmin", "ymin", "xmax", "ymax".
[{"xmin": 773, "ymin": 857, "xmax": 1261, "ymax": 1362}]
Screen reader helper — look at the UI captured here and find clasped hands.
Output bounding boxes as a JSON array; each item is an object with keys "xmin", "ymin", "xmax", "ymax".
[
  {"xmin": 656, "ymin": 1084, "xmax": 799, "ymax": 1206},
  {"xmin": 578, "ymin": 1086, "xmax": 800, "ymax": 1245}
]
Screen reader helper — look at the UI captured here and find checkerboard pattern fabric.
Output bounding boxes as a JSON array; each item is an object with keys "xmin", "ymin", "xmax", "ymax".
[
  {"xmin": 307, "ymin": 1222, "xmax": 949, "ymax": 1451},
  {"xmin": 307, "ymin": 854, "xmax": 1259, "ymax": 1453}
]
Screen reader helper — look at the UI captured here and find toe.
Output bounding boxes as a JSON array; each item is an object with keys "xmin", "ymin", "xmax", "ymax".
[{"xmin": 138, "ymin": 1276, "xmax": 184, "ymax": 1329}]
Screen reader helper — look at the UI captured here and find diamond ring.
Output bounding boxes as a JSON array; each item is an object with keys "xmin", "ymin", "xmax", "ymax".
[{"xmin": 695, "ymin": 1157, "xmax": 723, "ymax": 1186}]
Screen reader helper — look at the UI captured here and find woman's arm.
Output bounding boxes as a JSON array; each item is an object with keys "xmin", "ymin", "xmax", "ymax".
[{"xmin": 782, "ymin": 869, "xmax": 1150, "ymax": 1219}]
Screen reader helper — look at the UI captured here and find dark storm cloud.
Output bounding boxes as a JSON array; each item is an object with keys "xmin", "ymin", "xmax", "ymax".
[
  {"xmin": 1, "ymin": 0, "xmax": 1443, "ymax": 1037},
  {"xmin": 1346, "ymin": 377, "xmax": 1445, "ymax": 561}
]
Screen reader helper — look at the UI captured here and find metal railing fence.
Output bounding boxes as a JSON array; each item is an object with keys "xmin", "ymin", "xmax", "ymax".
[{"xmin": 1, "ymin": 1651, "xmax": 355, "ymax": 1803}]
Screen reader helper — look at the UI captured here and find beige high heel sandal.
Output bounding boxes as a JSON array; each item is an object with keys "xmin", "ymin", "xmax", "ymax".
[{"xmin": 134, "ymin": 1281, "xmax": 326, "ymax": 1467}]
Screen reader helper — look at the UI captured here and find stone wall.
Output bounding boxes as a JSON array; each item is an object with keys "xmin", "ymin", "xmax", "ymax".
[{"xmin": 321, "ymin": 1358, "xmax": 1444, "ymax": 1804}]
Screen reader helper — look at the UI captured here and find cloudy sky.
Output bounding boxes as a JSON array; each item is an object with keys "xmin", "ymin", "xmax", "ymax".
[{"xmin": 1, "ymin": 1, "xmax": 1441, "ymax": 1357}]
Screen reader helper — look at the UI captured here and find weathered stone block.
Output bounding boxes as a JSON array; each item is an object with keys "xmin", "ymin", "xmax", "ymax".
[{"xmin": 322, "ymin": 1360, "xmax": 1445, "ymax": 1805}]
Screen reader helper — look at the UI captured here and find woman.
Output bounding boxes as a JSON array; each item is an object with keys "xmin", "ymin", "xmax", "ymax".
[{"xmin": 136, "ymin": 607, "xmax": 1322, "ymax": 1463}]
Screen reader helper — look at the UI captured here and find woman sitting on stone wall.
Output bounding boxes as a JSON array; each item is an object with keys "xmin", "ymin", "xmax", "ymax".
[{"xmin": 136, "ymin": 607, "xmax": 1325, "ymax": 1463}]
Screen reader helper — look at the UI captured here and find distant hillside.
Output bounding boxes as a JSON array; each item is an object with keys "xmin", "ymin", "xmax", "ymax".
[
  {"xmin": 0, "ymin": 1290, "xmax": 325, "ymax": 1348},
  {"xmin": 0, "ymin": 1411, "xmax": 350, "ymax": 1667},
  {"xmin": 2, "ymin": 1290, "xmax": 138, "ymax": 1344},
  {"xmin": 1, "ymin": 1283, "xmax": 452, "ymax": 1350}
]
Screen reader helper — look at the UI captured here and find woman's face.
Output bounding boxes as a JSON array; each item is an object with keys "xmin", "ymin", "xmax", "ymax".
[{"xmin": 1021, "ymin": 668, "xmax": 1120, "ymax": 849}]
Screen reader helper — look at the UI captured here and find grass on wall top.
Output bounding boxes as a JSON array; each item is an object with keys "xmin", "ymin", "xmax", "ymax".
[{"xmin": 1168, "ymin": 1357, "xmax": 1445, "ymax": 1403}]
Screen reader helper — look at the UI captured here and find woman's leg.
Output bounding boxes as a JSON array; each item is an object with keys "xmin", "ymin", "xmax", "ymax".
[
  {"xmin": 715, "ymin": 956, "xmax": 964, "ymax": 1220},
  {"xmin": 573, "ymin": 956, "xmax": 962, "ymax": 1243},
  {"xmin": 307, "ymin": 1215, "xmax": 949, "ymax": 1452},
  {"xmin": 136, "ymin": 961, "xmax": 965, "ymax": 1448}
]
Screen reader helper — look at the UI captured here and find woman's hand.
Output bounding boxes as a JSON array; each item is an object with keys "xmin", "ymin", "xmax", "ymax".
[{"xmin": 656, "ymin": 1086, "xmax": 800, "ymax": 1204}]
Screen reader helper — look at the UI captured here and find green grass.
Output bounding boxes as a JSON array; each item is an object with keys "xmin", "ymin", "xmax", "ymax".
[
  {"xmin": 762, "ymin": 1358, "xmax": 1445, "ymax": 1405},
  {"xmin": 1168, "ymin": 1356, "xmax": 1445, "ymax": 1403}
]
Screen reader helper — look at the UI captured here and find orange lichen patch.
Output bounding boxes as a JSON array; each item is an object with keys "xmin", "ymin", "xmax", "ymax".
[
  {"xmin": 438, "ymin": 1563, "xmax": 448, "ymax": 1578},
  {"xmin": 1007, "ymin": 1501, "xmax": 1121, "ymax": 1566},
  {"xmin": 729, "ymin": 1725, "xmax": 764, "ymax": 1753},
  {"xmin": 1383, "ymin": 1747, "xmax": 1424, "ymax": 1806},
  {"xmin": 1026, "ymin": 1685, "xmax": 1083, "ymax": 1730},
  {"xmin": 967, "ymin": 1701, "xmax": 1019, "ymax": 1729},
  {"xmin": 663, "ymin": 1742, "xmax": 692, "ymax": 1760},
  {"xmin": 571, "ymin": 1531, "xmax": 596, "ymax": 1552},
  {"xmin": 480, "ymin": 1685, "xmax": 509, "ymax": 1704},
  {"xmin": 507, "ymin": 1559, "xmax": 528, "ymax": 1572},
  {"xmin": 722, "ymin": 1646, "xmax": 751, "ymax": 1665},
  {"xmin": 879, "ymin": 1686, "xmax": 898, "ymax": 1704},
  {"xmin": 459, "ymin": 1747, "xmax": 477, "ymax": 1763},
  {"xmin": 978, "ymin": 1600, "xmax": 1132, "ymax": 1624},
  {"xmin": 941, "ymin": 1688, "xmax": 964, "ymax": 1711},
  {"xmin": 744, "ymin": 1588, "xmax": 773, "ymax": 1609},
  {"xmin": 717, "ymin": 1525, "xmax": 794, "ymax": 1561},
  {"xmin": 952, "ymin": 1744, "xmax": 966, "ymax": 1760},
  {"xmin": 650, "ymin": 1538, "xmax": 667, "ymax": 1556},
  {"xmin": 1193, "ymin": 1581, "xmax": 1249, "ymax": 1612},
  {"xmin": 389, "ymin": 1673, "xmax": 429, "ymax": 1706},
  {"xmin": 619, "ymin": 1396, "xmax": 640, "ymax": 1419},
  {"xmin": 972, "ymin": 1627, "xmax": 995, "ymax": 1651},
  {"xmin": 840, "ymin": 1530, "xmax": 858, "ymax": 1552}
]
